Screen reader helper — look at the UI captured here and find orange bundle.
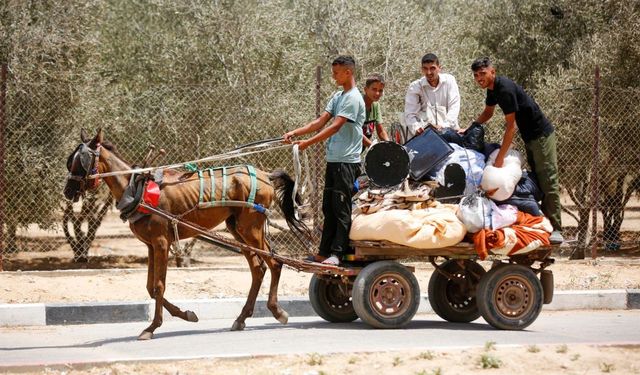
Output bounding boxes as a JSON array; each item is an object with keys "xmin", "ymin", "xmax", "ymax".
[{"xmin": 473, "ymin": 212, "xmax": 551, "ymax": 260}]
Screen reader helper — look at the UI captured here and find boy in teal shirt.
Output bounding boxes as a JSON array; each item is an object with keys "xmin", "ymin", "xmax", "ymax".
[
  {"xmin": 362, "ymin": 73, "xmax": 389, "ymax": 148},
  {"xmin": 283, "ymin": 55, "xmax": 365, "ymax": 265}
]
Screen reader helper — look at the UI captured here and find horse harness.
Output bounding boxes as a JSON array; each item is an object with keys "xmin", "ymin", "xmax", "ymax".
[
  {"xmin": 196, "ymin": 165, "xmax": 264, "ymax": 213},
  {"xmin": 66, "ymin": 143, "xmax": 102, "ymax": 192},
  {"xmin": 117, "ymin": 164, "xmax": 267, "ymax": 223},
  {"xmin": 69, "ymin": 143, "xmax": 271, "ymax": 254}
]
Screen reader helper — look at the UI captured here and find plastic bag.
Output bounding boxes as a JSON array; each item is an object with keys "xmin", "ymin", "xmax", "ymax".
[
  {"xmin": 457, "ymin": 193, "xmax": 492, "ymax": 233},
  {"xmin": 440, "ymin": 122, "xmax": 485, "ymax": 152},
  {"xmin": 429, "ymin": 143, "xmax": 485, "ymax": 195},
  {"xmin": 491, "ymin": 203, "xmax": 518, "ymax": 230}
]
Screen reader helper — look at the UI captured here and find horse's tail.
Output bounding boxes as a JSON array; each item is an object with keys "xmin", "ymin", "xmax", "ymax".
[{"xmin": 269, "ymin": 169, "xmax": 311, "ymax": 242}]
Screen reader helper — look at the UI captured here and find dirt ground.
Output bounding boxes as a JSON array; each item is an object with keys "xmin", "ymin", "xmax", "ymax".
[
  {"xmin": 1, "ymin": 242, "xmax": 639, "ymax": 304},
  {"xmin": 2, "ymin": 230, "xmax": 640, "ymax": 374},
  {"xmin": 8, "ymin": 344, "xmax": 640, "ymax": 375}
]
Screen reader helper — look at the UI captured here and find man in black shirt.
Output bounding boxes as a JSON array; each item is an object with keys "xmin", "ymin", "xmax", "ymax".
[{"xmin": 466, "ymin": 57, "xmax": 563, "ymax": 244}]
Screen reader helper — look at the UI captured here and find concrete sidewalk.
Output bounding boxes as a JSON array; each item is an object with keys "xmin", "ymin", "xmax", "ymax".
[{"xmin": 1, "ymin": 289, "xmax": 638, "ymax": 327}]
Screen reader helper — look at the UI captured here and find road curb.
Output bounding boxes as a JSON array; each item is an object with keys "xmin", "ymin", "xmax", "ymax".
[{"xmin": 1, "ymin": 290, "xmax": 638, "ymax": 327}]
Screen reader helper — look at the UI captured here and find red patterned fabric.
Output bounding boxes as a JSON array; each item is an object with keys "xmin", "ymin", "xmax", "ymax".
[{"xmin": 473, "ymin": 211, "xmax": 551, "ymax": 260}]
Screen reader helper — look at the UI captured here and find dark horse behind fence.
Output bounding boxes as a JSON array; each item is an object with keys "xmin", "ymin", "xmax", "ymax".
[{"xmin": 63, "ymin": 129, "xmax": 308, "ymax": 340}]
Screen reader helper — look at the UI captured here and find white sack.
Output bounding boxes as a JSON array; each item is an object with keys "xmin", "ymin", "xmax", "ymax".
[{"xmin": 481, "ymin": 148, "xmax": 523, "ymax": 201}]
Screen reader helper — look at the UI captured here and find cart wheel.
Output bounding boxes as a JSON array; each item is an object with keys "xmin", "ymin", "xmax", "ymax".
[
  {"xmin": 477, "ymin": 264, "xmax": 543, "ymax": 330},
  {"xmin": 309, "ymin": 274, "xmax": 357, "ymax": 323},
  {"xmin": 352, "ymin": 261, "xmax": 420, "ymax": 329},
  {"xmin": 428, "ymin": 260, "xmax": 485, "ymax": 323}
]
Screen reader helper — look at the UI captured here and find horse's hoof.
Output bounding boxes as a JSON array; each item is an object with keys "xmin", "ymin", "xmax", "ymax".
[
  {"xmin": 138, "ymin": 331, "xmax": 153, "ymax": 340},
  {"xmin": 231, "ymin": 320, "xmax": 245, "ymax": 331},
  {"xmin": 277, "ymin": 310, "xmax": 289, "ymax": 325},
  {"xmin": 186, "ymin": 310, "xmax": 199, "ymax": 322}
]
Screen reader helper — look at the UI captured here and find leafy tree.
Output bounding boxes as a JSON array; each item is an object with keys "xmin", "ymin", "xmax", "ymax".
[
  {"xmin": 1, "ymin": 0, "xmax": 102, "ymax": 252},
  {"xmin": 477, "ymin": 0, "xmax": 640, "ymax": 256}
]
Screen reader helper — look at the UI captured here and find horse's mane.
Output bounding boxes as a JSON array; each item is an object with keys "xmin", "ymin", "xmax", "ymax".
[
  {"xmin": 102, "ymin": 140, "xmax": 189, "ymax": 178},
  {"xmin": 101, "ymin": 141, "xmax": 132, "ymax": 165}
]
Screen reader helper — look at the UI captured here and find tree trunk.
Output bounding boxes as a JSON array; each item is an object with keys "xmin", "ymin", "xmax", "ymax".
[
  {"xmin": 569, "ymin": 207, "xmax": 591, "ymax": 260},
  {"xmin": 63, "ymin": 193, "xmax": 113, "ymax": 262}
]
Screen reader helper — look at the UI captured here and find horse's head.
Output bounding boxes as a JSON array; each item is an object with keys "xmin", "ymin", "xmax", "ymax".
[{"xmin": 63, "ymin": 129, "xmax": 104, "ymax": 202}]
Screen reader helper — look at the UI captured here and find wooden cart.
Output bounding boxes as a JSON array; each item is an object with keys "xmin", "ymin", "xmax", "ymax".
[
  {"xmin": 143, "ymin": 202, "xmax": 555, "ymax": 331},
  {"xmin": 306, "ymin": 240, "xmax": 556, "ymax": 331}
]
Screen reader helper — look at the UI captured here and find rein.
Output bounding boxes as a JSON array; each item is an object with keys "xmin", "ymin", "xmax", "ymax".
[
  {"xmin": 87, "ymin": 139, "xmax": 290, "ymax": 180},
  {"xmin": 79, "ymin": 137, "xmax": 310, "ymax": 230}
]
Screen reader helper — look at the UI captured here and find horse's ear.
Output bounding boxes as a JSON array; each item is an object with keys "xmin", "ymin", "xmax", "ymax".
[
  {"xmin": 80, "ymin": 129, "xmax": 88, "ymax": 143},
  {"xmin": 96, "ymin": 128, "xmax": 104, "ymax": 144},
  {"xmin": 88, "ymin": 128, "xmax": 104, "ymax": 149}
]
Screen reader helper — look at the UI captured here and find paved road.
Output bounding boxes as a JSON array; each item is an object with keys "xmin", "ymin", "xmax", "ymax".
[{"xmin": 1, "ymin": 310, "xmax": 639, "ymax": 368}]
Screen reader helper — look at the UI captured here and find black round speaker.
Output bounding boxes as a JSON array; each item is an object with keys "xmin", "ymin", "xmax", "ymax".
[{"xmin": 364, "ymin": 141, "xmax": 410, "ymax": 187}]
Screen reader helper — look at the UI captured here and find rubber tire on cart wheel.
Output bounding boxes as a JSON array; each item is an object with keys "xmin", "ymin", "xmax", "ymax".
[
  {"xmin": 428, "ymin": 259, "xmax": 486, "ymax": 323},
  {"xmin": 309, "ymin": 274, "xmax": 358, "ymax": 323},
  {"xmin": 352, "ymin": 261, "xmax": 420, "ymax": 329},
  {"xmin": 476, "ymin": 264, "xmax": 543, "ymax": 330}
]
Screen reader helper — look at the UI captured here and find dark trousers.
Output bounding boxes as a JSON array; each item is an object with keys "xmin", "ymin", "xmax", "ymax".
[
  {"xmin": 318, "ymin": 162, "xmax": 360, "ymax": 257},
  {"xmin": 525, "ymin": 131, "xmax": 562, "ymax": 231}
]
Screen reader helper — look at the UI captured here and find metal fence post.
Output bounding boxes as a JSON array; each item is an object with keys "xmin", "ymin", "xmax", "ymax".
[
  {"xmin": 312, "ymin": 65, "xmax": 322, "ymax": 241},
  {"xmin": 0, "ymin": 63, "xmax": 7, "ymax": 271},
  {"xmin": 589, "ymin": 66, "xmax": 601, "ymax": 259}
]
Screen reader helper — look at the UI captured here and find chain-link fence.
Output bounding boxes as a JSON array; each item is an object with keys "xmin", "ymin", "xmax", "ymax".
[
  {"xmin": 533, "ymin": 75, "xmax": 640, "ymax": 258},
  {"xmin": 0, "ymin": 66, "xmax": 639, "ymax": 269},
  {"xmin": 0, "ymin": 65, "xmax": 332, "ymax": 269}
]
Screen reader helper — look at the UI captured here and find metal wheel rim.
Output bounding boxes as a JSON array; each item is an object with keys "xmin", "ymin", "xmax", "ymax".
[
  {"xmin": 369, "ymin": 272, "xmax": 412, "ymax": 318},
  {"xmin": 493, "ymin": 274, "xmax": 534, "ymax": 319},
  {"xmin": 324, "ymin": 281, "xmax": 352, "ymax": 310},
  {"xmin": 446, "ymin": 271, "xmax": 474, "ymax": 310}
]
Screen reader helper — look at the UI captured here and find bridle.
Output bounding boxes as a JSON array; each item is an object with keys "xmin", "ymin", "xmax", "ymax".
[{"xmin": 66, "ymin": 143, "xmax": 102, "ymax": 196}]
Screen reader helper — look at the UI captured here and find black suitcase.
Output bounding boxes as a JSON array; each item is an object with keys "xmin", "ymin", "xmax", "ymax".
[{"xmin": 403, "ymin": 126, "xmax": 454, "ymax": 180}]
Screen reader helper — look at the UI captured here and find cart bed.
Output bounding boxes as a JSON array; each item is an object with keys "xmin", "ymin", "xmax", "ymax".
[{"xmin": 350, "ymin": 240, "xmax": 555, "ymax": 262}]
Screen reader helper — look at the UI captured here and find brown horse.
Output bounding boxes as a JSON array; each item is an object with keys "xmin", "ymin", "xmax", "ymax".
[{"xmin": 63, "ymin": 129, "xmax": 306, "ymax": 340}]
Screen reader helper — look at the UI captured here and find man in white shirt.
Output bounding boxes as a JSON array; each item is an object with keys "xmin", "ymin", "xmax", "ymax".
[{"xmin": 403, "ymin": 53, "xmax": 461, "ymax": 140}]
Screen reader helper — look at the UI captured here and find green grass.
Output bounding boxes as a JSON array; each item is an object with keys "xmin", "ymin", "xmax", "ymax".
[
  {"xmin": 484, "ymin": 341, "xmax": 496, "ymax": 351},
  {"xmin": 416, "ymin": 351, "xmax": 435, "ymax": 360},
  {"xmin": 527, "ymin": 345, "xmax": 541, "ymax": 353},
  {"xmin": 600, "ymin": 362, "xmax": 615, "ymax": 373},
  {"xmin": 306, "ymin": 353, "xmax": 323, "ymax": 366},
  {"xmin": 479, "ymin": 353, "xmax": 502, "ymax": 369},
  {"xmin": 415, "ymin": 369, "xmax": 442, "ymax": 375}
]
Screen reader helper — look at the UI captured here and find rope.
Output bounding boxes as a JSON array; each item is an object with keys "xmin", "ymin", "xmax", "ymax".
[
  {"xmin": 291, "ymin": 144, "xmax": 313, "ymax": 219},
  {"xmin": 292, "ymin": 145, "xmax": 301, "ymax": 212},
  {"xmin": 88, "ymin": 141, "xmax": 292, "ymax": 179},
  {"xmin": 231, "ymin": 137, "xmax": 284, "ymax": 151},
  {"xmin": 299, "ymin": 145, "xmax": 312, "ymax": 198}
]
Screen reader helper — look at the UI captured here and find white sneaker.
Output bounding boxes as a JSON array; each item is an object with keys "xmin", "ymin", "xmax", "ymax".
[
  {"xmin": 321, "ymin": 255, "xmax": 340, "ymax": 266},
  {"xmin": 549, "ymin": 230, "xmax": 564, "ymax": 244}
]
